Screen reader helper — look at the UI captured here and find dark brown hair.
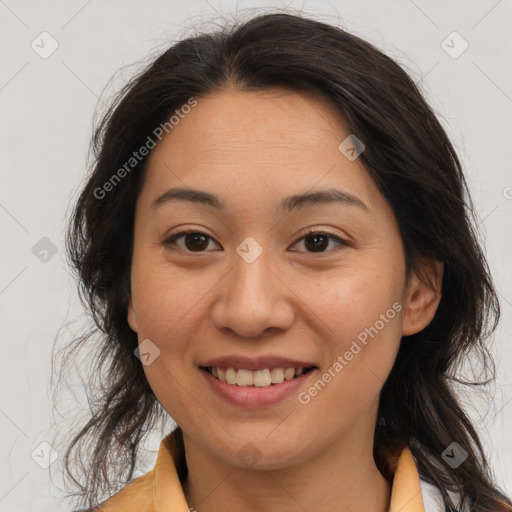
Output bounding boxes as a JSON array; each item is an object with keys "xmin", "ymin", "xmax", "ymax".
[{"xmin": 54, "ymin": 9, "xmax": 512, "ymax": 511}]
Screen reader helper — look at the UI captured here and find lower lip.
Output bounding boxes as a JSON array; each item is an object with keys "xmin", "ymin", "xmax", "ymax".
[{"xmin": 199, "ymin": 367, "xmax": 316, "ymax": 408}]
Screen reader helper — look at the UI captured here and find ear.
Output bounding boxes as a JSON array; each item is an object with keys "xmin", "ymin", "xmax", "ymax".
[
  {"xmin": 127, "ymin": 297, "xmax": 138, "ymax": 333},
  {"xmin": 401, "ymin": 257, "xmax": 444, "ymax": 336}
]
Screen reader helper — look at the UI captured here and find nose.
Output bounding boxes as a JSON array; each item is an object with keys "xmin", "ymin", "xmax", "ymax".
[{"xmin": 210, "ymin": 248, "xmax": 295, "ymax": 338}]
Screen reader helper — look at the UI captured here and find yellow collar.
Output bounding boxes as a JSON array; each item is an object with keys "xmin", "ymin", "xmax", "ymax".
[{"xmin": 97, "ymin": 430, "xmax": 426, "ymax": 512}]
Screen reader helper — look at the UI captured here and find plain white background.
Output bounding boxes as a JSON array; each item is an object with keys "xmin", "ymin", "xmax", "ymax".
[{"xmin": 0, "ymin": 1, "xmax": 511, "ymax": 510}]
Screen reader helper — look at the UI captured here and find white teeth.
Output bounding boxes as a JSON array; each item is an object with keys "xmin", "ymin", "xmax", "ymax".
[
  {"xmin": 253, "ymin": 369, "xmax": 272, "ymax": 387},
  {"xmin": 270, "ymin": 368, "xmax": 284, "ymax": 383},
  {"xmin": 209, "ymin": 366, "xmax": 311, "ymax": 387},
  {"xmin": 284, "ymin": 368, "xmax": 295, "ymax": 380},
  {"xmin": 236, "ymin": 369, "xmax": 253, "ymax": 386},
  {"xmin": 226, "ymin": 368, "xmax": 237, "ymax": 385}
]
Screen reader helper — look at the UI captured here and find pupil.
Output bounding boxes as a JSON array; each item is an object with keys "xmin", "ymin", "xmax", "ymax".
[
  {"xmin": 185, "ymin": 233, "xmax": 208, "ymax": 251},
  {"xmin": 305, "ymin": 234, "xmax": 328, "ymax": 252}
]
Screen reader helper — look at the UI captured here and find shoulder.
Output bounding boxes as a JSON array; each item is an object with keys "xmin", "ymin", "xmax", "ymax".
[
  {"xmin": 408, "ymin": 443, "xmax": 472, "ymax": 512},
  {"xmin": 420, "ymin": 478, "xmax": 472, "ymax": 512},
  {"xmin": 86, "ymin": 469, "xmax": 156, "ymax": 512}
]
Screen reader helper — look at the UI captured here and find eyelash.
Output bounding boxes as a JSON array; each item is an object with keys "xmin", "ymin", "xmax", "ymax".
[{"xmin": 162, "ymin": 228, "xmax": 349, "ymax": 255}]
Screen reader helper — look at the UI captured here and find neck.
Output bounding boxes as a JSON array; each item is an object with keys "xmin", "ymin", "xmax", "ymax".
[{"xmin": 182, "ymin": 424, "xmax": 392, "ymax": 512}]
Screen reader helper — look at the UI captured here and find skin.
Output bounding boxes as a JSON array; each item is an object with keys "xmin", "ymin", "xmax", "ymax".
[{"xmin": 127, "ymin": 87, "xmax": 443, "ymax": 512}]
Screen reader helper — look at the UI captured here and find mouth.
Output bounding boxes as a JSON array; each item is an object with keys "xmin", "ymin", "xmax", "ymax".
[{"xmin": 199, "ymin": 365, "xmax": 317, "ymax": 388}]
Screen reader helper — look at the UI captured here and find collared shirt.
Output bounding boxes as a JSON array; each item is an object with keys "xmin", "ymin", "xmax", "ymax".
[{"xmin": 91, "ymin": 430, "xmax": 465, "ymax": 512}]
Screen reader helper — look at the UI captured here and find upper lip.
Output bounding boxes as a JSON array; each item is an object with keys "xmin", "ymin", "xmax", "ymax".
[{"xmin": 199, "ymin": 355, "xmax": 317, "ymax": 371}]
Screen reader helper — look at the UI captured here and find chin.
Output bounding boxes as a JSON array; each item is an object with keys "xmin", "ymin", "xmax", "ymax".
[{"xmin": 217, "ymin": 430, "xmax": 313, "ymax": 470}]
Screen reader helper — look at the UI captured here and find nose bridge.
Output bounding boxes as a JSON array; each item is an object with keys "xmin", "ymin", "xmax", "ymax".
[
  {"xmin": 233, "ymin": 244, "xmax": 273, "ymax": 302},
  {"xmin": 210, "ymin": 240, "xmax": 294, "ymax": 337}
]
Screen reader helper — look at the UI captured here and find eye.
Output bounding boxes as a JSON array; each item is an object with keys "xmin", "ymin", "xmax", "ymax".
[
  {"xmin": 290, "ymin": 229, "xmax": 348, "ymax": 254},
  {"xmin": 162, "ymin": 229, "xmax": 220, "ymax": 253},
  {"xmin": 162, "ymin": 228, "xmax": 348, "ymax": 254}
]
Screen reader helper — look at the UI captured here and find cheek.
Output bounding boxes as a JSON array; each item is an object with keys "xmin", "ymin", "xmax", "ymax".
[
  {"xmin": 312, "ymin": 261, "xmax": 403, "ymax": 339},
  {"xmin": 131, "ymin": 269, "xmax": 201, "ymax": 416},
  {"xmin": 130, "ymin": 257, "xmax": 210, "ymax": 339},
  {"xmin": 128, "ymin": 269, "xmax": 196, "ymax": 410},
  {"xmin": 129, "ymin": 261, "xmax": 216, "ymax": 399},
  {"xmin": 301, "ymin": 302, "xmax": 402, "ymax": 429},
  {"xmin": 309, "ymin": 265, "xmax": 403, "ymax": 398}
]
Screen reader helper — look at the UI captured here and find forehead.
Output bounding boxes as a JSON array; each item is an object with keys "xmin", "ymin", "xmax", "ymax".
[
  {"xmin": 150, "ymin": 87, "xmax": 349, "ymax": 162},
  {"xmin": 138, "ymin": 87, "xmax": 385, "ymax": 219}
]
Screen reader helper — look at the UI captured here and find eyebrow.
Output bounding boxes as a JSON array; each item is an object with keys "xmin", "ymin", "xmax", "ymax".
[{"xmin": 151, "ymin": 187, "xmax": 368, "ymax": 213}]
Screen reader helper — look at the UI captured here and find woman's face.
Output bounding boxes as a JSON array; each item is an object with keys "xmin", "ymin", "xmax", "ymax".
[{"xmin": 127, "ymin": 87, "xmax": 442, "ymax": 469}]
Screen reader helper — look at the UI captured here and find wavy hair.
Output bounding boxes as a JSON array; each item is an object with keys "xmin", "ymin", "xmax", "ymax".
[{"xmin": 53, "ymin": 10, "xmax": 512, "ymax": 511}]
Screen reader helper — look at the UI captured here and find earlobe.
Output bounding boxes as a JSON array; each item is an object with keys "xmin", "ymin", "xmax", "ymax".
[
  {"xmin": 401, "ymin": 258, "xmax": 444, "ymax": 336},
  {"xmin": 127, "ymin": 297, "xmax": 138, "ymax": 333}
]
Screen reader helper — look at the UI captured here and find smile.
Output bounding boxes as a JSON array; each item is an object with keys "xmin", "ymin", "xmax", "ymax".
[{"xmin": 202, "ymin": 366, "xmax": 316, "ymax": 387}]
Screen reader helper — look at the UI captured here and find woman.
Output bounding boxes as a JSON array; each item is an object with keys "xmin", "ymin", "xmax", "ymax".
[{"xmin": 58, "ymin": 10, "xmax": 512, "ymax": 512}]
